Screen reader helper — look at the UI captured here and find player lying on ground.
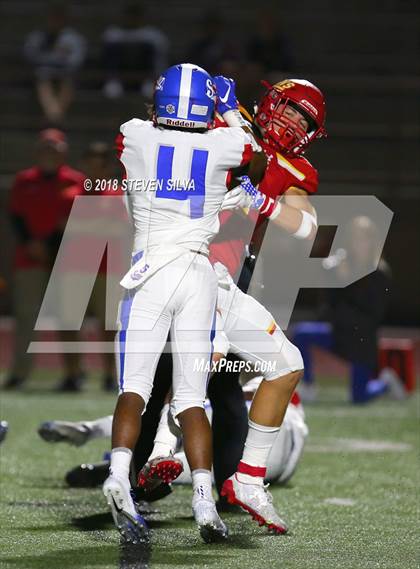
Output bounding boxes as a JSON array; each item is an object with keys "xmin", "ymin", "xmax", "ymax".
[
  {"xmin": 38, "ymin": 382, "xmax": 308, "ymax": 486},
  {"xmin": 103, "ymin": 63, "xmax": 264, "ymax": 544},
  {"xmin": 141, "ymin": 377, "xmax": 308, "ymax": 489}
]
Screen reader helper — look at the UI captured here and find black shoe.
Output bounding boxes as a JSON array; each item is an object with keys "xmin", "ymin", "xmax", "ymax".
[
  {"xmin": 102, "ymin": 375, "xmax": 116, "ymax": 392},
  {"xmin": 38, "ymin": 421, "xmax": 91, "ymax": 446},
  {"xmin": 132, "ymin": 482, "xmax": 172, "ymax": 503},
  {"xmin": 0, "ymin": 421, "xmax": 9, "ymax": 444},
  {"xmin": 65, "ymin": 460, "xmax": 110, "ymax": 487},
  {"xmin": 3, "ymin": 376, "xmax": 25, "ymax": 390},
  {"xmin": 55, "ymin": 373, "xmax": 85, "ymax": 392}
]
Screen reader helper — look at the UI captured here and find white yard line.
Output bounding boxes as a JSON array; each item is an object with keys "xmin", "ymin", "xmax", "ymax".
[
  {"xmin": 324, "ymin": 498, "xmax": 356, "ymax": 506},
  {"xmin": 306, "ymin": 437, "xmax": 412, "ymax": 453},
  {"xmin": 307, "ymin": 407, "xmax": 414, "ymax": 419}
]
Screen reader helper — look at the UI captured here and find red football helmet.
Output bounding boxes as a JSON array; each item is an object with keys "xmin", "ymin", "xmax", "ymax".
[{"xmin": 254, "ymin": 79, "xmax": 327, "ymax": 155}]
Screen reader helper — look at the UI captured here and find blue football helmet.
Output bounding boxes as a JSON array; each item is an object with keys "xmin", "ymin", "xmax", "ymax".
[{"xmin": 154, "ymin": 63, "xmax": 216, "ymax": 129}]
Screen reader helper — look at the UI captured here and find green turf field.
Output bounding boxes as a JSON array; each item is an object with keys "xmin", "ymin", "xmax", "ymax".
[{"xmin": 0, "ymin": 371, "xmax": 418, "ymax": 569}]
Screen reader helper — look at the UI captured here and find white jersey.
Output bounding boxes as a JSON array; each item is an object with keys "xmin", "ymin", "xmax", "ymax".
[{"xmin": 119, "ymin": 119, "xmax": 252, "ymax": 254}]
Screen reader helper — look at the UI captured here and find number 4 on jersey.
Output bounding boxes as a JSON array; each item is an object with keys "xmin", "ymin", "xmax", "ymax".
[{"xmin": 155, "ymin": 144, "xmax": 208, "ymax": 219}]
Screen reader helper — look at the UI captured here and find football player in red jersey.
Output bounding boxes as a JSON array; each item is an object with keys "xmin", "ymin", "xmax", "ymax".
[
  {"xmin": 211, "ymin": 78, "xmax": 326, "ymax": 276},
  {"xmin": 207, "ymin": 77, "xmax": 327, "ymax": 533},
  {"xmin": 245, "ymin": 79, "xmax": 324, "ymax": 231}
]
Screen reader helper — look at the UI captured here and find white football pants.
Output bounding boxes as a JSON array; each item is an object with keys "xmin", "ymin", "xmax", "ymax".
[
  {"xmin": 216, "ymin": 270, "xmax": 304, "ymax": 380},
  {"xmin": 116, "ymin": 251, "xmax": 217, "ymax": 418}
]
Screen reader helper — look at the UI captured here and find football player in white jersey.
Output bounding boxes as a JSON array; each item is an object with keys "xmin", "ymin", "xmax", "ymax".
[
  {"xmin": 136, "ymin": 76, "xmax": 309, "ymax": 535},
  {"xmin": 102, "ymin": 63, "xmax": 262, "ymax": 544}
]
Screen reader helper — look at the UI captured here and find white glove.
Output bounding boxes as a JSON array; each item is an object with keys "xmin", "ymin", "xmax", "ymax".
[{"xmin": 221, "ymin": 186, "xmax": 252, "ymax": 211}]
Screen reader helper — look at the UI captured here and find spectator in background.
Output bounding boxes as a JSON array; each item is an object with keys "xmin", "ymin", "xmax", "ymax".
[
  {"xmin": 246, "ymin": 12, "xmax": 294, "ymax": 75},
  {"xmin": 291, "ymin": 217, "xmax": 405, "ymax": 404},
  {"xmin": 102, "ymin": 2, "xmax": 168, "ymax": 99},
  {"xmin": 4, "ymin": 129, "xmax": 85, "ymax": 391},
  {"xmin": 24, "ymin": 1, "xmax": 86, "ymax": 124},
  {"xmin": 185, "ymin": 12, "xmax": 240, "ymax": 75}
]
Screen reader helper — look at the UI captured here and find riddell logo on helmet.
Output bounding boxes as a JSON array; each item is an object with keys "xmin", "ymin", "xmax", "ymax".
[
  {"xmin": 300, "ymin": 99, "xmax": 318, "ymax": 116},
  {"xmin": 166, "ymin": 118, "xmax": 196, "ymax": 127}
]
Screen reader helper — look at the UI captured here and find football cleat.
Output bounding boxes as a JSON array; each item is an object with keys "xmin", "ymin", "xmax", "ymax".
[
  {"xmin": 66, "ymin": 460, "xmax": 110, "ymax": 487},
  {"xmin": 38, "ymin": 420, "xmax": 91, "ymax": 447},
  {"xmin": 103, "ymin": 475, "xmax": 149, "ymax": 544},
  {"xmin": 192, "ymin": 497, "xmax": 228, "ymax": 543},
  {"xmin": 221, "ymin": 474, "xmax": 288, "ymax": 534},
  {"xmin": 137, "ymin": 455, "xmax": 184, "ymax": 491}
]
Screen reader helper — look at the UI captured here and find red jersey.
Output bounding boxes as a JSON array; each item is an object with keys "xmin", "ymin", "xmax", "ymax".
[
  {"xmin": 209, "ymin": 114, "xmax": 319, "ymax": 278},
  {"xmin": 9, "ymin": 165, "xmax": 85, "ymax": 269},
  {"xmin": 213, "ymin": 109, "xmax": 318, "ymax": 197},
  {"xmin": 258, "ymin": 139, "xmax": 318, "ymax": 198}
]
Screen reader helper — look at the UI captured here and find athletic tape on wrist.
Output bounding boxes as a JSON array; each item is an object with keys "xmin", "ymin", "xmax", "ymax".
[
  {"xmin": 293, "ymin": 210, "xmax": 317, "ymax": 239},
  {"xmin": 222, "ymin": 109, "xmax": 248, "ymax": 128}
]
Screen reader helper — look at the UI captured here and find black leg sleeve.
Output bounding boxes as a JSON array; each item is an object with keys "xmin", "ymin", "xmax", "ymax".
[{"xmin": 207, "ymin": 354, "xmax": 248, "ymax": 496}]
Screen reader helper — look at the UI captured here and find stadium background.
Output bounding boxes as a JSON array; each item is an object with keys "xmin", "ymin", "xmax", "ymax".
[
  {"xmin": 0, "ymin": 3, "xmax": 419, "ymax": 568},
  {"xmin": 0, "ymin": 0, "xmax": 419, "ymax": 326}
]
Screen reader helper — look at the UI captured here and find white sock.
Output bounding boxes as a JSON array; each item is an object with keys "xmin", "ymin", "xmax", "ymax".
[
  {"xmin": 192, "ymin": 469, "xmax": 213, "ymax": 502},
  {"xmin": 149, "ymin": 404, "xmax": 180, "ymax": 460},
  {"xmin": 83, "ymin": 415, "xmax": 113, "ymax": 439},
  {"xmin": 110, "ymin": 447, "xmax": 132, "ymax": 480},
  {"xmin": 237, "ymin": 420, "xmax": 280, "ymax": 485}
]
